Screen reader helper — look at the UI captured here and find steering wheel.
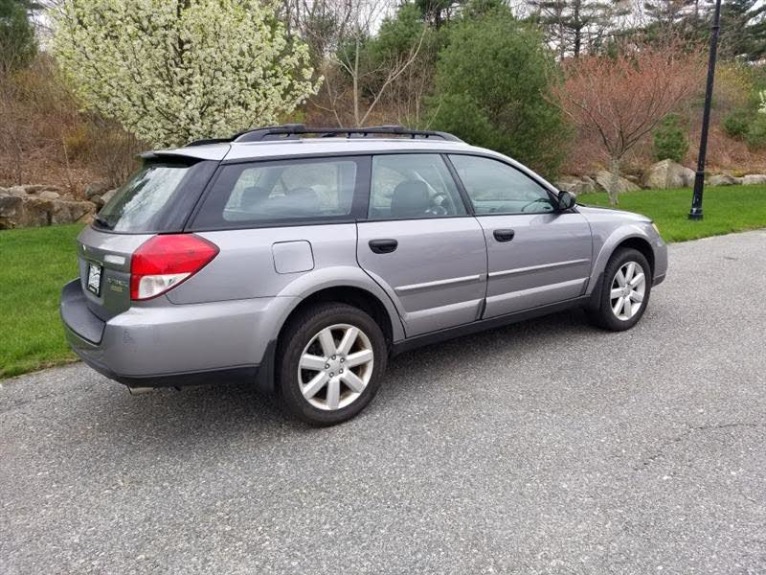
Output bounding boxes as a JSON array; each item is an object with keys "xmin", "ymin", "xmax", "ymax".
[
  {"xmin": 425, "ymin": 192, "xmax": 451, "ymax": 217},
  {"xmin": 520, "ymin": 197, "xmax": 553, "ymax": 213}
]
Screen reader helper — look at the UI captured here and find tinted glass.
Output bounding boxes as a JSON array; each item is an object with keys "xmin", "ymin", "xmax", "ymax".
[
  {"xmin": 96, "ymin": 163, "xmax": 194, "ymax": 233},
  {"xmin": 194, "ymin": 158, "xmax": 359, "ymax": 228},
  {"xmin": 368, "ymin": 154, "xmax": 467, "ymax": 220},
  {"xmin": 449, "ymin": 155, "xmax": 554, "ymax": 215}
]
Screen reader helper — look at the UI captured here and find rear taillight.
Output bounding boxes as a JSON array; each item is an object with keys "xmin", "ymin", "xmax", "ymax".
[{"xmin": 130, "ymin": 234, "xmax": 219, "ymax": 301}]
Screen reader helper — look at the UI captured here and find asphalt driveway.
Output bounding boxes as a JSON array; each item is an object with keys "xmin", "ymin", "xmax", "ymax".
[{"xmin": 2, "ymin": 230, "xmax": 765, "ymax": 575}]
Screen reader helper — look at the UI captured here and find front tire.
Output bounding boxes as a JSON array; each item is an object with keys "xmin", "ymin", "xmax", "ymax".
[
  {"xmin": 277, "ymin": 303, "xmax": 387, "ymax": 426},
  {"xmin": 587, "ymin": 248, "xmax": 651, "ymax": 331}
]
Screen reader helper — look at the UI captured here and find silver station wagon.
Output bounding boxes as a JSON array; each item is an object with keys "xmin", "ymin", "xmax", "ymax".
[{"xmin": 61, "ymin": 125, "xmax": 667, "ymax": 425}]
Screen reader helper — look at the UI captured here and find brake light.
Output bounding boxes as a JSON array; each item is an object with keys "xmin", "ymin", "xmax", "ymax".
[{"xmin": 130, "ymin": 234, "xmax": 219, "ymax": 300}]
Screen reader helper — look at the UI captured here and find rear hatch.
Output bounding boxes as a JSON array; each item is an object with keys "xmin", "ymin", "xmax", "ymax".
[{"xmin": 77, "ymin": 157, "xmax": 218, "ymax": 321}]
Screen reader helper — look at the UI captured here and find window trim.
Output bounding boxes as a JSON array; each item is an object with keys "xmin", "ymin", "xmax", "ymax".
[
  {"xmin": 444, "ymin": 153, "xmax": 561, "ymax": 217},
  {"xmin": 187, "ymin": 155, "xmax": 371, "ymax": 232}
]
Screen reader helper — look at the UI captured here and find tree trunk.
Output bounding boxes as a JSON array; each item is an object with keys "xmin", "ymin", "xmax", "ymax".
[
  {"xmin": 608, "ymin": 157, "xmax": 620, "ymax": 206},
  {"xmin": 573, "ymin": 0, "xmax": 581, "ymax": 59},
  {"xmin": 352, "ymin": 37, "xmax": 360, "ymax": 127}
]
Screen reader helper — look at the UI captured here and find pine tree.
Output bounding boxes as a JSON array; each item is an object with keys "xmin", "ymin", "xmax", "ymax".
[
  {"xmin": 640, "ymin": 0, "xmax": 707, "ymax": 43},
  {"xmin": 0, "ymin": 0, "xmax": 37, "ymax": 73},
  {"xmin": 719, "ymin": 0, "xmax": 766, "ymax": 61},
  {"xmin": 414, "ymin": 0, "xmax": 465, "ymax": 28},
  {"xmin": 529, "ymin": 0, "xmax": 625, "ymax": 59}
]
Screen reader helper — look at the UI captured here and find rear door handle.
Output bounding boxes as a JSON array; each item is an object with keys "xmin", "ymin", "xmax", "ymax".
[
  {"xmin": 493, "ymin": 229, "xmax": 515, "ymax": 242},
  {"xmin": 369, "ymin": 239, "xmax": 398, "ymax": 254}
]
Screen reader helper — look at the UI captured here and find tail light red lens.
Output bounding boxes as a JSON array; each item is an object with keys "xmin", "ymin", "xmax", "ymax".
[{"xmin": 130, "ymin": 234, "xmax": 219, "ymax": 301}]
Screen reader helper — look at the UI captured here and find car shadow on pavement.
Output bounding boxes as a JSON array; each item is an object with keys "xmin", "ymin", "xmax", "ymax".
[{"xmin": 87, "ymin": 308, "xmax": 593, "ymax": 443}]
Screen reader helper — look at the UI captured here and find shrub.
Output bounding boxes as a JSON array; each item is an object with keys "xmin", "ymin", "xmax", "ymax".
[
  {"xmin": 723, "ymin": 109, "xmax": 751, "ymax": 139},
  {"xmin": 653, "ymin": 114, "xmax": 689, "ymax": 163},
  {"xmin": 429, "ymin": 9, "xmax": 566, "ymax": 177},
  {"xmin": 745, "ymin": 114, "xmax": 766, "ymax": 150}
]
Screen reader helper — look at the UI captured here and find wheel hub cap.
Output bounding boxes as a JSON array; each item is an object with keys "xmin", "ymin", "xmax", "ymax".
[
  {"xmin": 298, "ymin": 324, "xmax": 374, "ymax": 411},
  {"xmin": 610, "ymin": 261, "xmax": 646, "ymax": 321}
]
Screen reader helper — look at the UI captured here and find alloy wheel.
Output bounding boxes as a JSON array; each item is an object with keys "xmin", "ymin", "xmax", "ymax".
[
  {"xmin": 609, "ymin": 261, "xmax": 646, "ymax": 321},
  {"xmin": 298, "ymin": 324, "xmax": 375, "ymax": 411}
]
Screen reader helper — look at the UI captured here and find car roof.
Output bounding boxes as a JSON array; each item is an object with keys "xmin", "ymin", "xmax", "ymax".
[
  {"xmin": 142, "ymin": 125, "xmax": 557, "ymax": 192},
  {"xmin": 149, "ymin": 137, "xmax": 482, "ymax": 163}
]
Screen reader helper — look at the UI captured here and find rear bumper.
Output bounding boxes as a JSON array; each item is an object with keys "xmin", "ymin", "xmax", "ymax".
[{"xmin": 60, "ymin": 279, "xmax": 287, "ymax": 391}]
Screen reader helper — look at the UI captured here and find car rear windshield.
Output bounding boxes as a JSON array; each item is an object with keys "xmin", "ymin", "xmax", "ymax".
[{"xmin": 94, "ymin": 159, "xmax": 215, "ymax": 233}]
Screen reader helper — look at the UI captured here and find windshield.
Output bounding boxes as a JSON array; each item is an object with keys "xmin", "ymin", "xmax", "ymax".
[{"xmin": 95, "ymin": 162, "xmax": 196, "ymax": 233}]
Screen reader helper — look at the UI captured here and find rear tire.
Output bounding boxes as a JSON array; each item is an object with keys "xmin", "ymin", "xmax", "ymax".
[
  {"xmin": 586, "ymin": 248, "xmax": 651, "ymax": 332},
  {"xmin": 277, "ymin": 303, "xmax": 387, "ymax": 426}
]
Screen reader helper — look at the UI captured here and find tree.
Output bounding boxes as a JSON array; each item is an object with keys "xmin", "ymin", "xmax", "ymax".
[
  {"xmin": 414, "ymin": 0, "xmax": 464, "ymax": 28},
  {"xmin": 555, "ymin": 41, "xmax": 704, "ymax": 204},
  {"xmin": 719, "ymin": 0, "xmax": 766, "ymax": 62},
  {"xmin": 0, "ymin": 0, "xmax": 37, "ymax": 74},
  {"xmin": 362, "ymin": 2, "xmax": 439, "ymax": 126},
  {"xmin": 51, "ymin": 0, "xmax": 320, "ymax": 148},
  {"xmin": 529, "ymin": 0, "xmax": 625, "ymax": 59},
  {"xmin": 639, "ymin": 0, "xmax": 708, "ymax": 45},
  {"xmin": 430, "ymin": 9, "xmax": 565, "ymax": 176},
  {"xmin": 317, "ymin": 0, "xmax": 428, "ymax": 127}
]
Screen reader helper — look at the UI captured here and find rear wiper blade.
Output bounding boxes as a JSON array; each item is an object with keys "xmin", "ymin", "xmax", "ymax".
[{"xmin": 93, "ymin": 215, "xmax": 114, "ymax": 230}]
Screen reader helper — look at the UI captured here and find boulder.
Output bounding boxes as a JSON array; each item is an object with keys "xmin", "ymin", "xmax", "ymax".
[
  {"xmin": 50, "ymin": 200, "xmax": 95, "ymax": 225},
  {"xmin": 84, "ymin": 181, "xmax": 111, "ymax": 199},
  {"xmin": 708, "ymin": 174, "xmax": 740, "ymax": 186},
  {"xmin": 5, "ymin": 186, "xmax": 31, "ymax": 198},
  {"xmin": 0, "ymin": 192, "xmax": 95, "ymax": 229},
  {"xmin": 643, "ymin": 159, "xmax": 695, "ymax": 189},
  {"xmin": 742, "ymin": 174, "xmax": 766, "ymax": 185},
  {"xmin": 594, "ymin": 171, "xmax": 641, "ymax": 195},
  {"xmin": 0, "ymin": 195, "xmax": 33, "ymax": 228},
  {"xmin": 554, "ymin": 176, "xmax": 597, "ymax": 196},
  {"xmin": 38, "ymin": 191, "xmax": 61, "ymax": 200},
  {"xmin": 21, "ymin": 184, "xmax": 49, "ymax": 194},
  {"xmin": 100, "ymin": 189, "xmax": 118, "ymax": 204}
]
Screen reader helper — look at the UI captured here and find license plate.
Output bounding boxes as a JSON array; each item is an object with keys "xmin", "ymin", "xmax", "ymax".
[{"xmin": 87, "ymin": 262, "xmax": 102, "ymax": 296}]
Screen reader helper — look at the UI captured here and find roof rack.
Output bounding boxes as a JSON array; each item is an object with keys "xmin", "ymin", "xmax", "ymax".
[
  {"xmin": 184, "ymin": 137, "xmax": 232, "ymax": 147},
  {"xmin": 231, "ymin": 124, "xmax": 464, "ymax": 143}
]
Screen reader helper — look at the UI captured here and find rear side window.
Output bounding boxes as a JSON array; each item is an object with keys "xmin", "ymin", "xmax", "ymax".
[
  {"xmin": 94, "ymin": 160, "xmax": 216, "ymax": 233},
  {"xmin": 193, "ymin": 157, "xmax": 361, "ymax": 229}
]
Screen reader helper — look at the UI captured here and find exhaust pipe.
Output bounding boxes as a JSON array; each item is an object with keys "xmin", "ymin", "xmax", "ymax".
[{"xmin": 128, "ymin": 387, "xmax": 155, "ymax": 396}]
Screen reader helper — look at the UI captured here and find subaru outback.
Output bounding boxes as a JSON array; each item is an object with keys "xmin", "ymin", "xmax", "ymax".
[{"xmin": 60, "ymin": 125, "xmax": 667, "ymax": 425}]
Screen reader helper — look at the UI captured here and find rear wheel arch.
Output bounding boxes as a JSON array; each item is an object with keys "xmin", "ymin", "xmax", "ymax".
[{"xmin": 277, "ymin": 286, "xmax": 396, "ymax": 355}]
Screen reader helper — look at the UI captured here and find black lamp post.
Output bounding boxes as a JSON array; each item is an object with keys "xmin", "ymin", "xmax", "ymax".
[{"xmin": 689, "ymin": 0, "xmax": 723, "ymax": 220}]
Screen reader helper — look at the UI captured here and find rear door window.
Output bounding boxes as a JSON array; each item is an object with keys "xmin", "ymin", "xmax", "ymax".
[
  {"xmin": 192, "ymin": 157, "xmax": 363, "ymax": 229},
  {"xmin": 368, "ymin": 154, "xmax": 467, "ymax": 220}
]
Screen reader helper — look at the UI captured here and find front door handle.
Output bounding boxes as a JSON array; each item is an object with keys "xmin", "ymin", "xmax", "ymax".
[
  {"xmin": 369, "ymin": 239, "xmax": 398, "ymax": 254},
  {"xmin": 493, "ymin": 229, "xmax": 515, "ymax": 242}
]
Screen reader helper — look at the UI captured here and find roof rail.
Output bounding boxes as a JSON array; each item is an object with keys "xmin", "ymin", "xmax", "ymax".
[
  {"xmin": 184, "ymin": 137, "xmax": 233, "ymax": 147},
  {"xmin": 230, "ymin": 124, "xmax": 463, "ymax": 143}
]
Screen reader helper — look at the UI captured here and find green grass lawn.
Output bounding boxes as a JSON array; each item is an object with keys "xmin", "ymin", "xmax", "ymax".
[
  {"xmin": 1, "ymin": 224, "xmax": 82, "ymax": 378},
  {"xmin": 1, "ymin": 184, "xmax": 765, "ymax": 379},
  {"xmin": 578, "ymin": 185, "xmax": 766, "ymax": 242}
]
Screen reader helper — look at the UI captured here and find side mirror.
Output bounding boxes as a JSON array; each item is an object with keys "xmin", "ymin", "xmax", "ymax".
[{"xmin": 556, "ymin": 190, "xmax": 576, "ymax": 211}]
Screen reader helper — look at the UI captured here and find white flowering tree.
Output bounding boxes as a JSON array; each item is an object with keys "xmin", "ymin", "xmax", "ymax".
[{"xmin": 52, "ymin": 0, "xmax": 320, "ymax": 147}]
